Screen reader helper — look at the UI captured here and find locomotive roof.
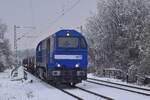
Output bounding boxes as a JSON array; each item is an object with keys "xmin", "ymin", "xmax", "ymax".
[
  {"xmin": 36, "ymin": 29, "xmax": 83, "ymax": 49},
  {"xmin": 42, "ymin": 29, "xmax": 82, "ymax": 42}
]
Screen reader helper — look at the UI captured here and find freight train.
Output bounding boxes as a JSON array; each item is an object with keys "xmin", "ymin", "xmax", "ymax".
[{"xmin": 23, "ymin": 29, "xmax": 88, "ymax": 86}]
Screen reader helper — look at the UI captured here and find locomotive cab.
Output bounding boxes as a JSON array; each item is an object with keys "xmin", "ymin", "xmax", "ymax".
[{"xmin": 36, "ymin": 30, "xmax": 88, "ymax": 85}]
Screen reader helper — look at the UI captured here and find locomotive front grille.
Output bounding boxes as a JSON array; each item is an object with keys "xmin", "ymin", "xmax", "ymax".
[
  {"xmin": 48, "ymin": 69, "xmax": 87, "ymax": 83},
  {"xmin": 61, "ymin": 70, "xmax": 74, "ymax": 76}
]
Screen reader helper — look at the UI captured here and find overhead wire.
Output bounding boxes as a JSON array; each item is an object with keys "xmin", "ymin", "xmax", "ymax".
[
  {"xmin": 48, "ymin": 0, "xmax": 81, "ymax": 28},
  {"xmin": 28, "ymin": 0, "xmax": 81, "ymax": 38},
  {"xmin": 28, "ymin": 0, "xmax": 38, "ymax": 38},
  {"xmin": 29, "ymin": 0, "xmax": 35, "ymax": 28},
  {"xmin": 37, "ymin": 0, "xmax": 81, "ymax": 37}
]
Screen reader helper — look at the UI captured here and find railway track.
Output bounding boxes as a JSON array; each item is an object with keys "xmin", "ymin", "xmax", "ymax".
[
  {"xmin": 53, "ymin": 85, "xmax": 84, "ymax": 100},
  {"xmin": 57, "ymin": 85, "xmax": 114, "ymax": 100},
  {"xmin": 74, "ymin": 86, "xmax": 114, "ymax": 100},
  {"xmin": 88, "ymin": 78, "xmax": 150, "ymax": 92},
  {"xmin": 86, "ymin": 78, "xmax": 150, "ymax": 97},
  {"xmin": 26, "ymin": 71, "xmax": 114, "ymax": 100},
  {"xmin": 25, "ymin": 71, "xmax": 82, "ymax": 100},
  {"xmin": 51, "ymin": 83, "xmax": 114, "ymax": 100}
]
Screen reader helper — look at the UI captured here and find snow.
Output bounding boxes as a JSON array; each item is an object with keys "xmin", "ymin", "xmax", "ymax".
[
  {"xmin": 11, "ymin": 66, "xmax": 25, "ymax": 81},
  {"xmin": 0, "ymin": 70, "xmax": 76, "ymax": 100},
  {"xmin": 17, "ymin": 66, "xmax": 25, "ymax": 79},
  {"xmin": 1, "ymin": 69, "xmax": 150, "ymax": 100},
  {"xmin": 88, "ymin": 78, "xmax": 150, "ymax": 95},
  {"xmin": 86, "ymin": 73, "xmax": 150, "ymax": 100},
  {"xmin": 77, "ymin": 81, "xmax": 150, "ymax": 100},
  {"xmin": 88, "ymin": 73, "xmax": 150, "ymax": 90},
  {"xmin": 65, "ymin": 88, "xmax": 105, "ymax": 100}
]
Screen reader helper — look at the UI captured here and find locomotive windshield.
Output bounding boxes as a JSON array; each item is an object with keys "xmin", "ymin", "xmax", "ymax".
[
  {"xmin": 80, "ymin": 37, "xmax": 87, "ymax": 48},
  {"xmin": 58, "ymin": 37, "xmax": 79, "ymax": 48},
  {"xmin": 57, "ymin": 37, "xmax": 87, "ymax": 48}
]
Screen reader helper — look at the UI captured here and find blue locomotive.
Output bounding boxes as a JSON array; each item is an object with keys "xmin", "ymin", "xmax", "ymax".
[{"xmin": 36, "ymin": 29, "xmax": 88, "ymax": 85}]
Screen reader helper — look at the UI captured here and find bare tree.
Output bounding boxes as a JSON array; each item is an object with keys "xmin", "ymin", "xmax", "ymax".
[
  {"xmin": 0, "ymin": 21, "xmax": 13, "ymax": 72},
  {"xmin": 0, "ymin": 20, "xmax": 7, "ymax": 39}
]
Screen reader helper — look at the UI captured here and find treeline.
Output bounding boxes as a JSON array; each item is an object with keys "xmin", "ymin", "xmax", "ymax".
[
  {"xmin": 85, "ymin": 0, "xmax": 150, "ymax": 77},
  {"xmin": 18, "ymin": 48, "xmax": 35, "ymax": 61}
]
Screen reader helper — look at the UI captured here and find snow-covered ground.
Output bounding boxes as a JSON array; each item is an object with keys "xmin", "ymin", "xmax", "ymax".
[
  {"xmin": 0, "ymin": 70, "xmax": 76, "ymax": 100},
  {"xmin": 1, "ymin": 70, "xmax": 150, "ymax": 100},
  {"xmin": 86, "ymin": 73, "xmax": 150, "ymax": 100},
  {"xmin": 88, "ymin": 73, "xmax": 150, "ymax": 90},
  {"xmin": 77, "ymin": 81, "xmax": 150, "ymax": 100},
  {"xmin": 65, "ymin": 87, "xmax": 105, "ymax": 100}
]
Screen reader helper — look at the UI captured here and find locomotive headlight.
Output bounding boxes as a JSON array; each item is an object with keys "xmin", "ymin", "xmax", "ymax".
[
  {"xmin": 75, "ymin": 64, "xmax": 79, "ymax": 68},
  {"xmin": 67, "ymin": 33, "xmax": 70, "ymax": 36},
  {"xmin": 57, "ymin": 64, "xmax": 61, "ymax": 67}
]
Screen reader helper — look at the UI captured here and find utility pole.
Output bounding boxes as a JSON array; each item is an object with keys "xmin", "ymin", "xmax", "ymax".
[
  {"xmin": 11, "ymin": 25, "xmax": 35, "ymax": 78},
  {"xmin": 14, "ymin": 25, "xmax": 35, "ymax": 69},
  {"xmin": 80, "ymin": 25, "xmax": 83, "ymax": 33},
  {"xmin": 76, "ymin": 25, "xmax": 83, "ymax": 33},
  {"xmin": 14, "ymin": 25, "xmax": 19, "ymax": 69}
]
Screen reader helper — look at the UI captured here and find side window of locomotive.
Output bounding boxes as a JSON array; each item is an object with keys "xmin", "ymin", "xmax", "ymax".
[
  {"xmin": 50, "ymin": 36, "xmax": 54, "ymax": 52},
  {"xmin": 49, "ymin": 37, "xmax": 54, "ymax": 63},
  {"xmin": 80, "ymin": 37, "xmax": 87, "ymax": 48},
  {"xmin": 42, "ymin": 40, "xmax": 46, "ymax": 50},
  {"xmin": 47, "ymin": 38, "xmax": 50, "ymax": 52},
  {"xmin": 38, "ymin": 44, "xmax": 41, "ymax": 51}
]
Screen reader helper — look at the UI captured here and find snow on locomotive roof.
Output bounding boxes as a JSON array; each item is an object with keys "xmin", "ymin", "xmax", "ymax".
[
  {"xmin": 54, "ymin": 29, "xmax": 82, "ymax": 37},
  {"xmin": 36, "ymin": 29, "xmax": 84, "ymax": 50},
  {"xmin": 38, "ymin": 29, "xmax": 83, "ymax": 44}
]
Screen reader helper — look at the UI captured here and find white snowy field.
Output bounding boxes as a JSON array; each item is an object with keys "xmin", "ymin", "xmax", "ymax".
[{"xmin": 0, "ymin": 70, "xmax": 76, "ymax": 100}]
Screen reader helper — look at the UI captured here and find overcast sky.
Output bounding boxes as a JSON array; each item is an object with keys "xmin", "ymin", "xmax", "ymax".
[{"xmin": 0, "ymin": 0, "xmax": 97, "ymax": 50}]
